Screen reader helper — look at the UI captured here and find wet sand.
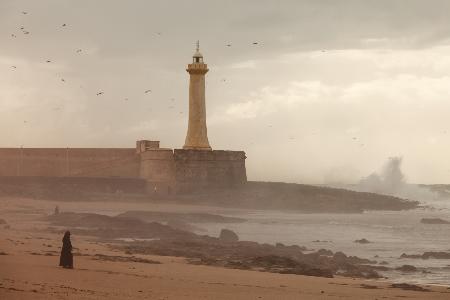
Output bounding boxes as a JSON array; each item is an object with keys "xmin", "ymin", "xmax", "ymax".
[{"xmin": 1, "ymin": 197, "xmax": 449, "ymax": 299}]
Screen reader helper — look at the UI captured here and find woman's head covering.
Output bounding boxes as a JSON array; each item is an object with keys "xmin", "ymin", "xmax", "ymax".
[{"xmin": 63, "ymin": 231, "xmax": 71, "ymax": 239}]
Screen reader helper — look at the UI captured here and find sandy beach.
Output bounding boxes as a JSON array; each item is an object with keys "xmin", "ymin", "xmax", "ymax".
[{"xmin": 1, "ymin": 197, "xmax": 450, "ymax": 300}]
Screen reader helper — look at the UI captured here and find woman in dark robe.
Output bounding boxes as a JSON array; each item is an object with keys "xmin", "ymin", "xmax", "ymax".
[{"xmin": 59, "ymin": 231, "xmax": 73, "ymax": 268}]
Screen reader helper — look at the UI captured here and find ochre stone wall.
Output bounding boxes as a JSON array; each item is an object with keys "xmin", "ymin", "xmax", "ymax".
[
  {"xmin": 0, "ymin": 147, "xmax": 247, "ymax": 193},
  {"xmin": 139, "ymin": 149, "xmax": 176, "ymax": 194},
  {"xmin": 174, "ymin": 149, "xmax": 247, "ymax": 192},
  {"xmin": 0, "ymin": 148, "xmax": 139, "ymax": 178}
]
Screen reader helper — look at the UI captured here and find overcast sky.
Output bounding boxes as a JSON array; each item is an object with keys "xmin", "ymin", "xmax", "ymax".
[{"xmin": 1, "ymin": 0, "xmax": 450, "ymax": 184}]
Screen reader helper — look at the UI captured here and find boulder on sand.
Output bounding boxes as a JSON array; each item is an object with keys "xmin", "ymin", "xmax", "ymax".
[
  {"xmin": 420, "ymin": 218, "xmax": 450, "ymax": 224},
  {"xmin": 219, "ymin": 229, "xmax": 239, "ymax": 242},
  {"xmin": 354, "ymin": 238, "xmax": 371, "ymax": 244},
  {"xmin": 396, "ymin": 265, "xmax": 417, "ymax": 272}
]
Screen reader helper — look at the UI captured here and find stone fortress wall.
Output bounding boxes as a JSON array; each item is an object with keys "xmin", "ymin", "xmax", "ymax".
[
  {"xmin": 0, "ymin": 148, "xmax": 139, "ymax": 178},
  {"xmin": 0, "ymin": 140, "xmax": 246, "ymax": 194}
]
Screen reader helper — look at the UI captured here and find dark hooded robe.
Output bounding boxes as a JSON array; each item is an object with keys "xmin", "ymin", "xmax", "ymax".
[{"xmin": 59, "ymin": 231, "xmax": 73, "ymax": 268}]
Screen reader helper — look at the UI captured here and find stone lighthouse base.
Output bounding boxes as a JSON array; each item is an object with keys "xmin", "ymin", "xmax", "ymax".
[{"xmin": 173, "ymin": 149, "xmax": 247, "ymax": 192}]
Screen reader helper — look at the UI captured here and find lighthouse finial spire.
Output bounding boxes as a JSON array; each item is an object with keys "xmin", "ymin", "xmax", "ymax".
[{"xmin": 196, "ymin": 40, "xmax": 200, "ymax": 52}]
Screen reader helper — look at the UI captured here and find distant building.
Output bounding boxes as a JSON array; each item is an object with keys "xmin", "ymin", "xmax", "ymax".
[{"xmin": 0, "ymin": 43, "xmax": 247, "ymax": 194}]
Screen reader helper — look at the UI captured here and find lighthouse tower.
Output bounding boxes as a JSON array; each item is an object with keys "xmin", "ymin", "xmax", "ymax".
[{"xmin": 183, "ymin": 41, "xmax": 212, "ymax": 150}]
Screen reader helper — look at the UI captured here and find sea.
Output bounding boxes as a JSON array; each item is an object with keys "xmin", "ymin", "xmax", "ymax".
[{"xmin": 194, "ymin": 208, "xmax": 450, "ymax": 286}]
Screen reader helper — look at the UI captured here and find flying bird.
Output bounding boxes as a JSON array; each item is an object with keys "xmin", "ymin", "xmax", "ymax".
[
  {"xmin": 144, "ymin": 89, "xmax": 151, "ymax": 94},
  {"xmin": 11, "ymin": 34, "xmax": 16, "ymax": 38},
  {"xmin": 252, "ymin": 42, "xmax": 258, "ymax": 45},
  {"xmin": 76, "ymin": 49, "xmax": 82, "ymax": 53},
  {"xmin": 96, "ymin": 92, "xmax": 104, "ymax": 96},
  {"xmin": 22, "ymin": 11, "xmax": 28, "ymax": 15},
  {"xmin": 11, "ymin": 66, "xmax": 17, "ymax": 69},
  {"xmin": 61, "ymin": 78, "xmax": 65, "ymax": 82},
  {"xmin": 226, "ymin": 44, "xmax": 232, "ymax": 47},
  {"xmin": 23, "ymin": 31, "xmax": 30, "ymax": 35},
  {"xmin": 46, "ymin": 60, "xmax": 51, "ymax": 63},
  {"xmin": 62, "ymin": 24, "xmax": 67, "ymax": 27}
]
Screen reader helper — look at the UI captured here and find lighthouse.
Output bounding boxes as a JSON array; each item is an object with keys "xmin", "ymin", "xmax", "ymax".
[{"xmin": 183, "ymin": 41, "xmax": 212, "ymax": 150}]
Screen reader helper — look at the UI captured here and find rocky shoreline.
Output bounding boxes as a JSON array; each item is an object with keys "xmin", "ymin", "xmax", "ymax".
[{"xmin": 47, "ymin": 212, "xmax": 386, "ymax": 279}]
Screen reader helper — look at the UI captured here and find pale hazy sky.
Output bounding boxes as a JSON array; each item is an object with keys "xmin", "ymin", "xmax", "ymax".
[{"xmin": 2, "ymin": 0, "xmax": 450, "ymax": 184}]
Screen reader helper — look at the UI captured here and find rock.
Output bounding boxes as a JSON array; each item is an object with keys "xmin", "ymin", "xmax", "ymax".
[
  {"xmin": 420, "ymin": 218, "xmax": 450, "ymax": 224},
  {"xmin": 422, "ymin": 252, "xmax": 450, "ymax": 259},
  {"xmin": 117, "ymin": 211, "xmax": 247, "ymax": 224},
  {"xmin": 395, "ymin": 265, "xmax": 417, "ymax": 272},
  {"xmin": 360, "ymin": 284, "xmax": 378, "ymax": 289},
  {"xmin": 333, "ymin": 251, "xmax": 348, "ymax": 261},
  {"xmin": 400, "ymin": 253, "xmax": 422, "ymax": 259},
  {"xmin": 391, "ymin": 283, "xmax": 430, "ymax": 292},
  {"xmin": 354, "ymin": 238, "xmax": 371, "ymax": 244},
  {"xmin": 379, "ymin": 261, "xmax": 389, "ymax": 265},
  {"xmin": 401, "ymin": 251, "xmax": 450, "ymax": 259},
  {"xmin": 317, "ymin": 249, "xmax": 333, "ymax": 256},
  {"xmin": 0, "ymin": 219, "xmax": 7, "ymax": 224},
  {"xmin": 219, "ymin": 229, "xmax": 239, "ymax": 242}
]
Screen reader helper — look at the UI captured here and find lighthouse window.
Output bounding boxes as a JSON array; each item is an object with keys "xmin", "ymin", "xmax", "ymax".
[{"xmin": 195, "ymin": 57, "xmax": 200, "ymax": 63}]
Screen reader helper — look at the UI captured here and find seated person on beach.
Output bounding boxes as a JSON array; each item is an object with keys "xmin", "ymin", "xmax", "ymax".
[{"xmin": 59, "ymin": 231, "xmax": 73, "ymax": 269}]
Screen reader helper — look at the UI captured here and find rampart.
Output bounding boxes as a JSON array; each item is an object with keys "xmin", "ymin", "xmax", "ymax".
[
  {"xmin": 0, "ymin": 148, "xmax": 139, "ymax": 178},
  {"xmin": 0, "ymin": 143, "xmax": 247, "ymax": 194}
]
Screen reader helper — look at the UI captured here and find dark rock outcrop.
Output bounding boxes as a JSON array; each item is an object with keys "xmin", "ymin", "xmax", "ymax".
[
  {"xmin": 317, "ymin": 249, "xmax": 333, "ymax": 256},
  {"xmin": 354, "ymin": 238, "xmax": 371, "ymax": 244},
  {"xmin": 420, "ymin": 218, "xmax": 450, "ymax": 224},
  {"xmin": 401, "ymin": 252, "xmax": 450, "ymax": 259},
  {"xmin": 395, "ymin": 265, "xmax": 417, "ymax": 272},
  {"xmin": 219, "ymin": 229, "xmax": 239, "ymax": 242},
  {"xmin": 176, "ymin": 181, "xmax": 419, "ymax": 213},
  {"xmin": 117, "ymin": 211, "xmax": 246, "ymax": 224},
  {"xmin": 391, "ymin": 283, "xmax": 430, "ymax": 292}
]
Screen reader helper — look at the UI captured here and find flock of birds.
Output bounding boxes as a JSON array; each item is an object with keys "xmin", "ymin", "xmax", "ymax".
[
  {"xmin": 8, "ymin": 9, "xmax": 261, "ymax": 114},
  {"xmin": 7, "ymin": 10, "xmax": 296, "ymax": 148},
  {"xmin": 9, "ymin": 10, "xmax": 261, "ymax": 97}
]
